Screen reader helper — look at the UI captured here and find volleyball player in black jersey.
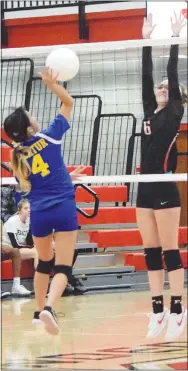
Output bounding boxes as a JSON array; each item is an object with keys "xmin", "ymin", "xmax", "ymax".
[{"xmin": 136, "ymin": 12, "xmax": 187, "ymax": 341}]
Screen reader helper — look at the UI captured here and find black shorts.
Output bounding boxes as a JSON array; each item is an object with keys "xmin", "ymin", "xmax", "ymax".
[{"xmin": 136, "ymin": 182, "xmax": 181, "ymax": 210}]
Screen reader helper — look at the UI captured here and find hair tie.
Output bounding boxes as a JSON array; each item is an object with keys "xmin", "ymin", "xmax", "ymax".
[{"xmin": 13, "ymin": 142, "xmax": 23, "ymax": 154}]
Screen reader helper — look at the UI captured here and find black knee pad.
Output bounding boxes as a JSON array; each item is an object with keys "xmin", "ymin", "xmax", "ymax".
[
  {"xmin": 144, "ymin": 247, "xmax": 163, "ymax": 271},
  {"xmin": 36, "ymin": 257, "xmax": 55, "ymax": 274},
  {"xmin": 163, "ymin": 250, "xmax": 183, "ymax": 272},
  {"xmin": 53, "ymin": 265, "xmax": 72, "ymax": 281}
]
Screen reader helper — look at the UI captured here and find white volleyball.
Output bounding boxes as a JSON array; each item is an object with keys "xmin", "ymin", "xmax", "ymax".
[{"xmin": 45, "ymin": 48, "xmax": 79, "ymax": 81}]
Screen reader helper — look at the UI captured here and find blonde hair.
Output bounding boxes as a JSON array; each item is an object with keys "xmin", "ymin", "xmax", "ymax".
[{"xmin": 10, "ymin": 145, "xmax": 32, "ymax": 192}]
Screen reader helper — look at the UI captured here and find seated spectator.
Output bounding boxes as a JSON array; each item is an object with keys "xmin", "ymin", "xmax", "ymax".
[
  {"xmin": 1, "ymin": 221, "xmax": 31, "ymax": 298},
  {"xmin": 2, "ymin": 199, "xmax": 38, "ymax": 269},
  {"xmin": 1, "ymin": 245, "xmax": 31, "ymax": 298}
]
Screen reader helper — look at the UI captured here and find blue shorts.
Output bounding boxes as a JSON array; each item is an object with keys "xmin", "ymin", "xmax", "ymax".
[{"xmin": 30, "ymin": 198, "xmax": 78, "ymax": 237}]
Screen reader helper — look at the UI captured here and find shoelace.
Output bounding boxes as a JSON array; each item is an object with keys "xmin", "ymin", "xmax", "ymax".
[{"xmin": 56, "ymin": 312, "xmax": 65, "ymax": 318}]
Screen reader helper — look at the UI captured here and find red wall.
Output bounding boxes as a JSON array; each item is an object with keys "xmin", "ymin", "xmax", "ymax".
[{"xmin": 4, "ymin": 9, "xmax": 145, "ymax": 48}]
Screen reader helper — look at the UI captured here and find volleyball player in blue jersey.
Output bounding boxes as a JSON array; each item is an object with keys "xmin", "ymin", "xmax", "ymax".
[{"xmin": 4, "ymin": 68, "xmax": 85, "ymax": 335}]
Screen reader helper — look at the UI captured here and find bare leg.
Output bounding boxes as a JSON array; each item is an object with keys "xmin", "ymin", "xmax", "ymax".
[
  {"xmin": 136, "ymin": 208, "xmax": 164, "ymax": 297},
  {"xmin": 155, "ymin": 207, "xmax": 187, "ymax": 341},
  {"xmin": 1, "ymin": 246, "xmax": 30, "ymax": 294},
  {"xmin": 2, "ymin": 246, "xmax": 21, "ymax": 278},
  {"xmin": 19, "ymin": 247, "xmax": 38, "ymax": 270},
  {"xmin": 32, "ymin": 235, "xmax": 53, "ymax": 312},
  {"xmin": 155, "ymin": 207, "xmax": 184, "ymax": 297},
  {"xmin": 47, "ymin": 230, "xmax": 77, "ymax": 308}
]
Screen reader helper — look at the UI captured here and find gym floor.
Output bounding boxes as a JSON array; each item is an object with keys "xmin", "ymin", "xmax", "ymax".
[{"xmin": 2, "ymin": 289, "xmax": 187, "ymax": 370}]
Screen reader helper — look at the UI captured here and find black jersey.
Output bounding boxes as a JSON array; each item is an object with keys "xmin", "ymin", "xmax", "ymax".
[{"xmin": 140, "ymin": 45, "xmax": 184, "ymax": 174}]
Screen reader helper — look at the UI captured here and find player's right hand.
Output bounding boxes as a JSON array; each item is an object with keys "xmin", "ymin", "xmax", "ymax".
[
  {"xmin": 142, "ymin": 13, "xmax": 157, "ymax": 39},
  {"xmin": 38, "ymin": 67, "xmax": 59, "ymax": 87}
]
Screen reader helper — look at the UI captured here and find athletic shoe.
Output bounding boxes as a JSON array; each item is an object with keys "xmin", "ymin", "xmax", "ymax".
[
  {"xmin": 147, "ymin": 307, "xmax": 169, "ymax": 338},
  {"xmin": 12, "ymin": 285, "xmax": 31, "ymax": 297},
  {"xmin": 39, "ymin": 306, "xmax": 59, "ymax": 335},
  {"xmin": 32, "ymin": 311, "xmax": 42, "ymax": 324},
  {"xmin": 64, "ymin": 283, "xmax": 75, "ymax": 296},
  {"xmin": 165, "ymin": 307, "xmax": 187, "ymax": 342},
  {"xmin": 0, "ymin": 290, "xmax": 11, "ymax": 299}
]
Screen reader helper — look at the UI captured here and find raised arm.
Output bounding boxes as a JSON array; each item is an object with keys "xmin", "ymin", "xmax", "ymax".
[
  {"xmin": 142, "ymin": 13, "xmax": 157, "ymax": 116},
  {"xmin": 39, "ymin": 68, "xmax": 73, "ymax": 120},
  {"xmin": 168, "ymin": 11, "xmax": 186, "ymax": 101},
  {"xmin": 142, "ymin": 46, "xmax": 157, "ymax": 116},
  {"xmin": 167, "ymin": 44, "xmax": 181, "ymax": 101}
]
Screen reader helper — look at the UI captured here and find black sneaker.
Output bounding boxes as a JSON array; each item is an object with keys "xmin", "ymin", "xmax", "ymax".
[
  {"xmin": 64, "ymin": 283, "xmax": 75, "ymax": 296},
  {"xmin": 74, "ymin": 278, "xmax": 87, "ymax": 294},
  {"xmin": 32, "ymin": 311, "xmax": 41, "ymax": 324},
  {"xmin": 39, "ymin": 306, "xmax": 59, "ymax": 335}
]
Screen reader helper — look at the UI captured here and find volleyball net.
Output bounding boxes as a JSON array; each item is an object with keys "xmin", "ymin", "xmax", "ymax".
[
  {"xmin": 1, "ymin": 37, "xmax": 187, "ymax": 202},
  {"xmin": 2, "ymin": 173, "xmax": 188, "ymax": 187}
]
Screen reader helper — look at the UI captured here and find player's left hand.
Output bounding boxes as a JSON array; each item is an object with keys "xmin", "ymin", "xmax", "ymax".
[
  {"xmin": 171, "ymin": 11, "xmax": 186, "ymax": 37},
  {"xmin": 70, "ymin": 165, "xmax": 88, "ymax": 181}
]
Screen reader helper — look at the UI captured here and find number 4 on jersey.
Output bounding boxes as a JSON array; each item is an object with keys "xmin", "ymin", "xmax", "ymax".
[{"xmin": 32, "ymin": 154, "xmax": 50, "ymax": 177}]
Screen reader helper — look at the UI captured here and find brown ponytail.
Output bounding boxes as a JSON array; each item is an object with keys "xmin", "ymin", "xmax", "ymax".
[{"xmin": 10, "ymin": 145, "xmax": 32, "ymax": 192}]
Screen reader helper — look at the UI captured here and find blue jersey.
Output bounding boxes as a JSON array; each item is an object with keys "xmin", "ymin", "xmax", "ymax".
[{"xmin": 22, "ymin": 114, "xmax": 75, "ymax": 211}]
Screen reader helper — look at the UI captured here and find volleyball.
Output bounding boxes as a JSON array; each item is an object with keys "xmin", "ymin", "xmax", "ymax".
[{"xmin": 45, "ymin": 48, "xmax": 79, "ymax": 82}]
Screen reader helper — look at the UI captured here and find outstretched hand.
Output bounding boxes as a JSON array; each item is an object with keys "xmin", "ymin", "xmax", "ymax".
[
  {"xmin": 70, "ymin": 165, "xmax": 88, "ymax": 182},
  {"xmin": 171, "ymin": 11, "xmax": 186, "ymax": 37},
  {"xmin": 38, "ymin": 67, "xmax": 59, "ymax": 87},
  {"xmin": 142, "ymin": 13, "xmax": 157, "ymax": 39}
]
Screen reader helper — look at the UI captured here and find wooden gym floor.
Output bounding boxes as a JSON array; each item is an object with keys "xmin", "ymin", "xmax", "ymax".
[{"xmin": 1, "ymin": 290, "xmax": 187, "ymax": 370}]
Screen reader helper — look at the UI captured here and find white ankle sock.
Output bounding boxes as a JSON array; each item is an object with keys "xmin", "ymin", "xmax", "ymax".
[{"xmin": 13, "ymin": 277, "xmax": 20, "ymax": 286}]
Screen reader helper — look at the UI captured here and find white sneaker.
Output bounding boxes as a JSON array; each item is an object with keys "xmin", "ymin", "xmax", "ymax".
[
  {"xmin": 12, "ymin": 285, "xmax": 31, "ymax": 297},
  {"xmin": 165, "ymin": 308, "xmax": 187, "ymax": 342},
  {"xmin": 147, "ymin": 307, "xmax": 169, "ymax": 338},
  {"xmin": 32, "ymin": 318, "xmax": 42, "ymax": 324},
  {"xmin": 39, "ymin": 306, "xmax": 59, "ymax": 335}
]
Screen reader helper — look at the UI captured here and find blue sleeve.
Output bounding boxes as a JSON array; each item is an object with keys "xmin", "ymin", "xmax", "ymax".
[{"xmin": 42, "ymin": 114, "xmax": 70, "ymax": 140}]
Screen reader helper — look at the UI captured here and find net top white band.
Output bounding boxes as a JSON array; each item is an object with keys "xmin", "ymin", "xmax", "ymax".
[
  {"xmin": 2, "ymin": 37, "xmax": 187, "ymax": 59},
  {"xmin": 2, "ymin": 173, "xmax": 187, "ymax": 186}
]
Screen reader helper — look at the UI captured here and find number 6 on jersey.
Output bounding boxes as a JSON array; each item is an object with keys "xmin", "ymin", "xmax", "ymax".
[{"xmin": 32, "ymin": 154, "xmax": 50, "ymax": 177}]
